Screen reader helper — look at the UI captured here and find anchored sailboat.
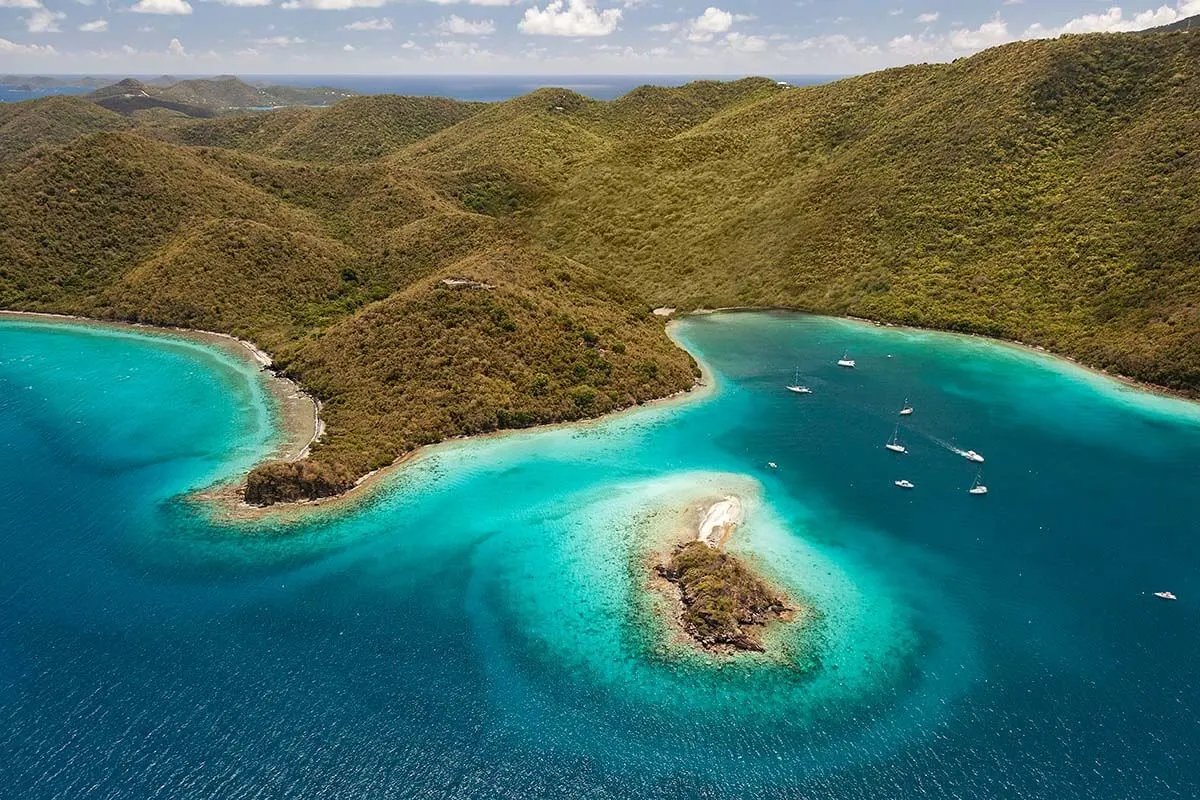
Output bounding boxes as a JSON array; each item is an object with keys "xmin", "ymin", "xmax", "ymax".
[
  {"xmin": 885, "ymin": 424, "xmax": 907, "ymax": 454},
  {"xmin": 968, "ymin": 471, "xmax": 988, "ymax": 495},
  {"xmin": 786, "ymin": 367, "xmax": 812, "ymax": 394},
  {"xmin": 899, "ymin": 397, "xmax": 914, "ymax": 416},
  {"xmin": 837, "ymin": 351, "xmax": 856, "ymax": 368}
]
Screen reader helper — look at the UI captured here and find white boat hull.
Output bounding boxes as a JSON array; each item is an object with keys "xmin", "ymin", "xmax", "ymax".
[{"xmin": 885, "ymin": 444, "xmax": 907, "ymax": 453}]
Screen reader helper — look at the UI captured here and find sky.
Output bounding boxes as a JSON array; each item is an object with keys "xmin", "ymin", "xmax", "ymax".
[{"xmin": 1, "ymin": 0, "xmax": 1199, "ymax": 75}]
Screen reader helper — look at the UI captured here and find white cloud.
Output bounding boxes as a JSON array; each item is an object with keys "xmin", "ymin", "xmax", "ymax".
[
  {"xmin": 342, "ymin": 16, "xmax": 391, "ymax": 29},
  {"xmin": 688, "ymin": 7, "xmax": 733, "ymax": 41},
  {"xmin": 438, "ymin": 14, "xmax": 494, "ymax": 34},
  {"xmin": 130, "ymin": 0, "xmax": 193, "ymax": 14},
  {"xmin": 253, "ymin": 34, "xmax": 306, "ymax": 44},
  {"xmin": 281, "ymin": 0, "xmax": 384, "ymax": 9},
  {"xmin": 78, "ymin": 18, "xmax": 108, "ymax": 30},
  {"xmin": 425, "ymin": 0, "xmax": 518, "ymax": 5},
  {"xmin": 167, "ymin": 36, "xmax": 186, "ymax": 54},
  {"xmin": 948, "ymin": 16, "xmax": 1010, "ymax": 49},
  {"xmin": 25, "ymin": 7, "xmax": 65, "ymax": 31},
  {"xmin": 342, "ymin": 42, "xmax": 354, "ymax": 50},
  {"xmin": 723, "ymin": 31, "xmax": 766, "ymax": 52},
  {"xmin": 916, "ymin": 11, "xmax": 938, "ymax": 23},
  {"xmin": 121, "ymin": 43, "xmax": 137, "ymax": 53},
  {"xmin": 519, "ymin": 0, "xmax": 622, "ymax": 36},
  {"xmin": 1025, "ymin": 2, "xmax": 1200, "ymax": 38},
  {"xmin": 212, "ymin": 0, "xmax": 273, "ymax": 6},
  {"xmin": 0, "ymin": 0, "xmax": 42, "ymax": 7},
  {"xmin": 647, "ymin": 22, "xmax": 676, "ymax": 32},
  {"xmin": 0, "ymin": 36, "xmax": 56, "ymax": 53}
]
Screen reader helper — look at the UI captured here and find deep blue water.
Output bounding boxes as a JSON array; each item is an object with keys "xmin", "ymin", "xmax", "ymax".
[
  {"xmin": 0, "ymin": 74, "xmax": 837, "ymax": 103},
  {"xmin": 1, "ymin": 312, "xmax": 1199, "ymax": 799}
]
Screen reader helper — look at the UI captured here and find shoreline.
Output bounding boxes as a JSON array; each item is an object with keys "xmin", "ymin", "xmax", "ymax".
[
  {"xmin": 195, "ymin": 317, "xmax": 721, "ymax": 522},
  {"xmin": 0, "ymin": 310, "xmax": 323, "ymax": 469},
  {"xmin": 685, "ymin": 305, "xmax": 1198, "ymax": 405},
  {"xmin": 6, "ymin": 302, "xmax": 1197, "ymax": 523}
]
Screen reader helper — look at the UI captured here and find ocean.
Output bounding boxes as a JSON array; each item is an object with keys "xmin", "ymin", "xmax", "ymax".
[
  {"xmin": 1, "ymin": 311, "xmax": 1197, "ymax": 798},
  {"xmin": 0, "ymin": 74, "xmax": 837, "ymax": 104}
]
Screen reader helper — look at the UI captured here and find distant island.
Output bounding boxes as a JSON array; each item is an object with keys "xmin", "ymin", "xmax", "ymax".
[
  {"xmin": 2, "ymin": 75, "xmax": 356, "ymax": 118},
  {"xmin": 2, "ymin": 26, "xmax": 1199, "ymax": 507}
]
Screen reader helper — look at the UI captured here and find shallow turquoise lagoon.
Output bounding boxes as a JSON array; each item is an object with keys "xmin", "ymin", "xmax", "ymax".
[{"xmin": 1, "ymin": 312, "xmax": 1198, "ymax": 799}]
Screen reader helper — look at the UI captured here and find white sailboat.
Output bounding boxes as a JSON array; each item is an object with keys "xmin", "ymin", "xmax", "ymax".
[
  {"xmin": 786, "ymin": 367, "xmax": 812, "ymax": 394},
  {"xmin": 899, "ymin": 397, "xmax": 914, "ymax": 416},
  {"xmin": 885, "ymin": 424, "xmax": 907, "ymax": 453},
  {"xmin": 837, "ymin": 351, "xmax": 856, "ymax": 368},
  {"xmin": 894, "ymin": 479, "xmax": 915, "ymax": 489},
  {"xmin": 1153, "ymin": 591, "xmax": 1177, "ymax": 601},
  {"xmin": 968, "ymin": 471, "xmax": 988, "ymax": 495}
]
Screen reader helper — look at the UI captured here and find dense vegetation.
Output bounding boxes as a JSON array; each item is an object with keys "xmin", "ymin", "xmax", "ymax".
[
  {"xmin": 1, "ymin": 29, "xmax": 1197, "ymax": 503},
  {"xmin": 657, "ymin": 541, "xmax": 791, "ymax": 652}
]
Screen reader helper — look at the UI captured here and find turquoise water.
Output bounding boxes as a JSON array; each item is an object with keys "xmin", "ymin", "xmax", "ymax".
[{"xmin": 2, "ymin": 311, "xmax": 1199, "ymax": 798}]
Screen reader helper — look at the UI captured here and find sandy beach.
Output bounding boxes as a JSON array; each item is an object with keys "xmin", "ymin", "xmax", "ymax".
[{"xmin": 697, "ymin": 495, "xmax": 743, "ymax": 549}]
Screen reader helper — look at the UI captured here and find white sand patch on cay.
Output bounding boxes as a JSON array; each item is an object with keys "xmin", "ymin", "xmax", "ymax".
[{"xmin": 697, "ymin": 495, "xmax": 743, "ymax": 548}]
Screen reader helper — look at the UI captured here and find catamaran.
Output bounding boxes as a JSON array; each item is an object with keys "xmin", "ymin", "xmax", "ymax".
[
  {"xmin": 899, "ymin": 398, "xmax": 914, "ymax": 416},
  {"xmin": 1153, "ymin": 591, "xmax": 1177, "ymax": 601},
  {"xmin": 786, "ymin": 368, "xmax": 812, "ymax": 394},
  {"xmin": 894, "ymin": 479, "xmax": 915, "ymax": 489},
  {"xmin": 885, "ymin": 425, "xmax": 907, "ymax": 454},
  {"xmin": 962, "ymin": 449, "xmax": 985, "ymax": 463},
  {"xmin": 968, "ymin": 472, "xmax": 988, "ymax": 495},
  {"xmin": 837, "ymin": 351, "xmax": 856, "ymax": 368}
]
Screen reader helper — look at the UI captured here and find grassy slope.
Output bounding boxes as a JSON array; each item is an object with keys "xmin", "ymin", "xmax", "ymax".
[
  {"xmin": 1, "ymin": 32, "xmax": 1197, "ymax": 503},
  {"xmin": 530, "ymin": 34, "xmax": 1200, "ymax": 389},
  {"xmin": 0, "ymin": 96, "xmax": 130, "ymax": 164}
]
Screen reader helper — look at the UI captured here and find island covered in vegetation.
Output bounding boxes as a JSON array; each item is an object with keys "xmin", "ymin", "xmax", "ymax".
[
  {"xmin": 652, "ymin": 495, "xmax": 794, "ymax": 653},
  {"xmin": 2, "ymin": 28, "xmax": 1198, "ymax": 506}
]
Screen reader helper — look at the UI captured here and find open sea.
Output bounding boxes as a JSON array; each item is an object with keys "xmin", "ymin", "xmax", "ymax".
[
  {"xmin": 1, "ymin": 311, "xmax": 1198, "ymax": 799},
  {"xmin": 0, "ymin": 74, "xmax": 837, "ymax": 104}
]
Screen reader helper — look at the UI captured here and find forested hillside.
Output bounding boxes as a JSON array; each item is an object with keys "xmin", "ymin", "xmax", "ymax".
[{"xmin": 1, "ymin": 28, "xmax": 1197, "ymax": 504}]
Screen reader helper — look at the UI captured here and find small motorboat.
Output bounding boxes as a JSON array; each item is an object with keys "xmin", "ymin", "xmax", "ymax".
[
  {"xmin": 837, "ymin": 351, "xmax": 856, "ymax": 368},
  {"xmin": 885, "ymin": 424, "xmax": 907, "ymax": 454},
  {"xmin": 894, "ymin": 479, "xmax": 915, "ymax": 489},
  {"xmin": 1153, "ymin": 591, "xmax": 1177, "ymax": 601},
  {"xmin": 961, "ymin": 449, "xmax": 985, "ymax": 463},
  {"xmin": 767, "ymin": 462, "xmax": 778, "ymax": 469},
  {"xmin": 968, "ymin": 471, "xmax": 988, "ymax": 495},
  {"xmin": 786, "ymin": 368, "xmax": 812, "ymax": 394}
]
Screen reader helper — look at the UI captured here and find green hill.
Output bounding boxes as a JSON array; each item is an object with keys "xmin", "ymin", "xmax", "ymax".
[
  {"xmin": 1, "ymin": 30, "xmax": 1198, "ymax": 504},
  {"xmin": 0, "ymin": 96, "xmax": 129, "ymax": 163}
]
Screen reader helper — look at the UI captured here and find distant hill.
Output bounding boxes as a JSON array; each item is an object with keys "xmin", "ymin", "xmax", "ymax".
[
  {"xmin": 0, "ymin": 95, "xmax": 129, "ymax": 163},
  {"xmin": 2, "ymin": 29, "xmax": 1199, "ymax": 504},
  {"xmin": 0, "ymin": 76, "xmax": 110, "ymax": 91},
  {"xmin": 83, "ymin": 76, "xmax": 356, "ymax": 118}
]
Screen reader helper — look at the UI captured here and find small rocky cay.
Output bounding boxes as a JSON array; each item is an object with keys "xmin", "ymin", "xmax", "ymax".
[{"xmin": 655, "ymin": 496, "xmax": 793, "ymax": 653}]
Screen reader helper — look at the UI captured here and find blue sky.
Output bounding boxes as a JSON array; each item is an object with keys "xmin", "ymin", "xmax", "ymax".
[{"xmin": 2, "ymin": 0, "xmax": 1199, "ymax": 75}]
